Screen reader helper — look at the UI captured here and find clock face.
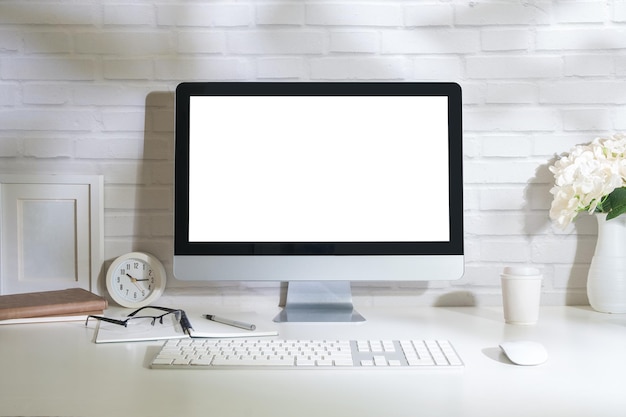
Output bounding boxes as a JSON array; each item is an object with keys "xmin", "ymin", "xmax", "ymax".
[{"xmin": 106, "ymin": 252, "xmax": 166, "ymax": 308}]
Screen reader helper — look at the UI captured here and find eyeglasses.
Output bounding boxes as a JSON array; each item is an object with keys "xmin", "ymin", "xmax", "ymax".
[{"xmin": 85, "ymin": 306, "xmax": 185, "ymax": 328}]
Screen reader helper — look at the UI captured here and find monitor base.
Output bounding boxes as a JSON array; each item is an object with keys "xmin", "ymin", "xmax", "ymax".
[{"xmin": 273, "ymin": 281, "xmax": 365, "ymax": 323}]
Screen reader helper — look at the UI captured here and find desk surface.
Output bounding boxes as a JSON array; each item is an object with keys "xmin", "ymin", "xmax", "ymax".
[{"xmin": 1, "ymin": 303, "xmax": 625, "ymax": 417}]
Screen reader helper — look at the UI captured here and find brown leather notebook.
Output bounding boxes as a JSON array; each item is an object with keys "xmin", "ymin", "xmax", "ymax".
[{"xmin": 0, "ymin": 288, "xmax": 108, "ymax": 320}]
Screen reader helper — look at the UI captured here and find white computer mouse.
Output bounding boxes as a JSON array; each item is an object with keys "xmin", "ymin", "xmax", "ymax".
[{"xmin": 499, "ymin": 341, "xmax": 548, "ymax": 366}]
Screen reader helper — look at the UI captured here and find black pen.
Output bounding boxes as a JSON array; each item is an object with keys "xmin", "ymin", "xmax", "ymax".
[
  {"xmin": 179, "ymin": 311, "xmax": 194, "ymax": 336},
  {"xmin": 204, "ymin": 314, "xmax": 256, "ymax": 331}
]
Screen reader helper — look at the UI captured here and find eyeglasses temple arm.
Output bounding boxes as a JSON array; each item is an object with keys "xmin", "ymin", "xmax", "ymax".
[
  {"xmin": 85, "ymin": 315, "xmax": 128, "ymax": 327},
  {"xmin": 127, "ymin": 306, "xmax": 178, "ymax": 317}
]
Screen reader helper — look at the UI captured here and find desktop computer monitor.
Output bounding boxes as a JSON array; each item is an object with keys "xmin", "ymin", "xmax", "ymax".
[{"xmin": 174, "ymin": 82, "xmax": 464, "ymax": 322}]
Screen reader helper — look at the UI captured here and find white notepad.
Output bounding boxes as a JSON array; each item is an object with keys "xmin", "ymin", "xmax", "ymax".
[{"xmin": 91, "ymin": 310, "xmax": 278, "ymax": 343}]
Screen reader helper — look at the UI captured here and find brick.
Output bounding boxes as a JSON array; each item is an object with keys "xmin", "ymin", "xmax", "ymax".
[
  {"xmin": 466, "ymin": 56, "xmax": 562, "ymax": 79},
  {"xmin": 72, "ymin": 85, "xmax": 153, "ymax": 106},
  {"xmin": 0, "ymin": 30, "xmax": 20, "ymax": 52},
  {"xmin": 459, "ymin": 83, "xmax": 484, "ymax": 105},
  {"xmin": 562, "ymin": 109, "xmax": 611, "ymax": 131},
  {"xmin": 104, "ymin": 213, "xmax": 172, "ymax": 238},
  {"xmin": 465, "ymin": 160, "xmax": 549, "ymax": 184},
  {"xmin": 99, "ymin": 162, "xmax": 142, "ymax": 185},
  {"xmin": 464, "ymin": 213, "xmax": 528, "ymax": 236},
  {"xmin": 554, "ymin": 1, "xmax": 606, "ymax": 23},
  {"xmin": 564, "ymin": 55, "xmax": 614, "ymax": 77},
  {"xmin": 404, "ymin": 4, "xmax": 453, "ymax": 27},
  {"xmin": 156, "ymin": 4, "xmax": 251, "ymax": 27},
  {"xmin": 525, "ymin": 184, "xmax": 553, "ymax": 210},
  {"xmin": 0, "ymin": 137, "xmax": 19, "ymax": 157},
  {"xmin": 614, "ymin": 1, "xmax": 626, "ymax": 22},
  {"xmin": 148, "ymin": 110, "xmax": 174, "ymax": 133},
  {"xmin": 482, "ymin": 29, "xmax": 531, "ymax": 52},
  {"xmin": 454, "ymin": 2, "xmax": 551, "ymax": 25},
  {"xmin": 486, "ymin": 83, "xmax": 538, "ymax": 104},
  {"xmin": 146, "ymin": 162, "xmax": 174, "ymax": 184},
  {"xmin": 24, "ymin": 138, "xmax": 73, "ymax": 158},
  {"xmin": 23, "ymin": 32, "xmax": 72, "ymax": 54},
  {"xmin": 306, "ymin": 4, "xmax": 402, "ymax": 26},
  {"xmin": 537, "ymin": 28, "xmax": 626, "ymax": 50},
  {"xmin": 481, "ymin": 135, "xmax": 533, "ymax": 157},
  {"xmin": 531, "ymin": 237, "xmax": 596, "ymax": 264},
  {"xmin": 227, "ymin": 31, "xmax": 324, "ymax": 54},
  {"xmin": 0, "ymin": 3, "xmax": 98, "ymax": 25},
  {"xmin": 105, "ymin": 186, "xmax": 172, "ymax": 210},
  {"xmin": 101, "ymin": 111, "xmax": 146, "ymax": 132},
  {"xmin": 22, "ymin": 84, "xmax": 71, "ymax": 105},
  {"xmin": 480, "ymin": 240, "xmax": 531, "ymax": 262},
  {"xmin": 176, "ymin": 32, "xmax": 225, "ymax": 54},
  {"xmin": 540, "ymin": 81, "xmax": 626, "ymax": 104},
  {"xmin": 142, "ymin": 136, "xmax": 173, "ymax": 160},
  {"xmin": 309, "ymin": 57, "xmax": 408, "ymax": 80},
  {"xmin": 329, "ymin": 32, "xmax": 379, "ymax": 54},
  {"xmin": 257, "ymin": 57, "xmax": 305, "ymax": 79},
  {"xmin": 382, "ymin": 30, "xmax": 480, "ymax": 54},
  {"xmin": 0, "ymin": 110, "xmax": 94, "ymax": 131},
  {"xmin": 154, "ymin": 58, "xmax": 252, "ymax": 80},
  {"xmin": 532, "ymin": 133, "xmax": 592, "ymax": 157},
  {"xmin": 256, "ymin": 4, "xmax": 305, "ymax": 25},
  {"xmin": 463, "ymin": 135, "xmax": 482, "ymax": 159},
  {"xmin": 464, "ymin": 108, "xmax": 560, "ymax": 132},
  {"xmin": 103, "ymin": 59, "xmax": 154, "ymax": 80},
  {"xmin": 149, "ymin": 213, "xmax": 174, "ymax": 236},
  {"xmin": 411, "ymin": 57, "xmax": 462, "ymax": 80},
  {"xmin": 105, "ymin": 213, "xmax": 142, "ymax": 237},
  {"xmin": 479, "ymin": 186, "xmax": 528, "ymax": 211},
  {"xmin": 0, "ymin": 58, "xmax": 95, "ymax": 81},
  {"xmin": 616, "ymin": 56, "xmax": 626, "ymax": 75},
  {"xmin": 74, "ymin": 32, "xmax": 172, "ymax": 55},
  {"xmin": 104, "ymin": 4, "xmax": 155, "ymax": 26},
  {"xmin": 0, "ymin": 84, "xmax": 17, "ymax": 105},
  {"xmin": 145, "ymin": 91, "xmax": 174, "ymax": 109},
  {"xmin": 612, "ymin": 108, "xmax": 626, "ymax": 130},
  {"xmin": 463, "ymin": 187, "xmax": 480, "ymax": 211},
  {"xmin": 76, "ymin": 138, "xmax": 145, "ymax": 159},
  {"xmin": 553, "ymin": 264, "xmax": 588, "ymax": 289}
]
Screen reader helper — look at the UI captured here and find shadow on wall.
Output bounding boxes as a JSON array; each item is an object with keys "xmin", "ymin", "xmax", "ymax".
[
  {"xmin": 525, "ymin": 156, "xmax": 595, "ymax": 306},
  {"xmin": 523, "ymin": 157, "xmax": 554, "ymax": 238},
  {"xmin": 137, "ymin": 91, "xmax": 176, "ymax": 271}
]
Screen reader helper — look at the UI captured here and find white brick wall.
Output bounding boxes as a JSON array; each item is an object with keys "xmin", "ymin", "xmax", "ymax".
[{"xmin": 2, "ymin": 0, "xmax": 624, "ymax": 306}]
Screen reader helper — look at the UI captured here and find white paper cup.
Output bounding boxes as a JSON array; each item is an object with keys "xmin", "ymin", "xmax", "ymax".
[{"xmin": 501, "ymin": 266, "xmax": 542, "ymax": 325}]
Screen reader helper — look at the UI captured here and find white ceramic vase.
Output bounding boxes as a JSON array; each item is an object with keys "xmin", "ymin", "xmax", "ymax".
[{"xmin": 587, "ymin": 213, "xmax": 626, "ymax": 313}]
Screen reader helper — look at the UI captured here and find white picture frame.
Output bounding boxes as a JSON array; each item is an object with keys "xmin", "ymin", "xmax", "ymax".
[{"xmin": 0, "ymin": 175, "xmax": 104, "ymax": 295}]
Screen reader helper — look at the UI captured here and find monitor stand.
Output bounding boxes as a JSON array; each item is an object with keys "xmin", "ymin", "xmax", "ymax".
[{"xmin": 273, "ymin": 281, "xmax": 365, "ymax": 323}]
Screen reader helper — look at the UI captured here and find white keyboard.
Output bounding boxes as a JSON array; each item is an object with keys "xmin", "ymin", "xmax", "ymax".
[{"xmin": 151, "ymin": 338, "xmax": 463, "ymax": 369}]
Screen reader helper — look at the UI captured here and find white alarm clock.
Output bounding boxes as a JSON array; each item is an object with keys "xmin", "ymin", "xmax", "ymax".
[{"xmin": 105, "ymin": 252, "xmax": 167, "ymax": 308}]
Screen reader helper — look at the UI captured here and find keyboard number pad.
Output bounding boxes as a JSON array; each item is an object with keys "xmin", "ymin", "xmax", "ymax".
[{"xmin": 354, "ymin": 340, "xmax": 404, "ymax": 367}]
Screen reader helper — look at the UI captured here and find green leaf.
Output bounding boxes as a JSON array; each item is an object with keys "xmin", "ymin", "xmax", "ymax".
[{"xmin": 605, "ymin": 187, "xmax": 626, "ymax": 220}]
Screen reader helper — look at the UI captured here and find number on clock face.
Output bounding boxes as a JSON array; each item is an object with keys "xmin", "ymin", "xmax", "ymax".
[{"xmin": 113, "ymin": 259, "xmax": 154, "ymax": 301}]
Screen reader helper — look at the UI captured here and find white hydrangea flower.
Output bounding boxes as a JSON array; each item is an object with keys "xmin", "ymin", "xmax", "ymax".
[{"xmin": 549, "ymin": 134, "xmax": 626, "ymax": 228}]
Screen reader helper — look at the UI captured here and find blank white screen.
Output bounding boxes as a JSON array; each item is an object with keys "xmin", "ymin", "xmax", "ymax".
[{"xmin": 188, "ymin": 95, "xmax": 450, "ymax": 242}]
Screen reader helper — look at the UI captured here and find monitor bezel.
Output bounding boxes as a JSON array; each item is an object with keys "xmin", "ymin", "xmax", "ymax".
[{"xmin": 174, "ymin": 82, "xmax": 463, "ymax": 258}]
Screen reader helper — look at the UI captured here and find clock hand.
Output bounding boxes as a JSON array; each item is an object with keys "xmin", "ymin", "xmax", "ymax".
[
  {"xmin": 126, "ymin": 274, "xmax": 149, "ymax": 293},
  {"xmin": 126, "ymin": 274, "xmax": 149, "ymax": 282}
]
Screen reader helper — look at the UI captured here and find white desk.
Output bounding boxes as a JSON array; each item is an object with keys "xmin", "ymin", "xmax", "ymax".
[{"xmin": 1, "ymin": 303, "xmax": 625, "ymax": 417}]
